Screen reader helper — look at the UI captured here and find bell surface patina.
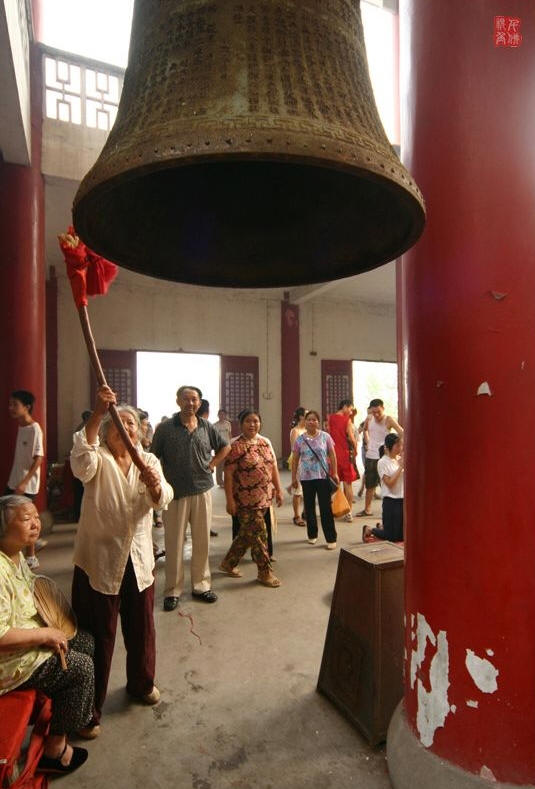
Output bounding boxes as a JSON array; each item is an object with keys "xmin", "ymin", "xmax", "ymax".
[{"xmin": 73, "ymin": 0, "xmax": 425, "ymax": 288}]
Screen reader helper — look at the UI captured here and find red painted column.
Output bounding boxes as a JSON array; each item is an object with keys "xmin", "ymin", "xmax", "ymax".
[
  {"xmin": 389, "ymin": 2, "xmax": 535, "ymax": 785},
  {"xmin": 280, "ymin": 301, "xmax": 300, "ymax": 457},
  {"xmin": 46, "ymin": 267, "xmax": 58, "ymax": 464},
  {"xmin": 0, "ymin": 45, "xmax": 46, "ymax": 510}
]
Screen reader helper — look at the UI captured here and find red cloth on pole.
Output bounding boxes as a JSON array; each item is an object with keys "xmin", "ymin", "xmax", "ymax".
[{"xmin": 58, "ymin": 227, "xmax": 117, "ymax": 309}]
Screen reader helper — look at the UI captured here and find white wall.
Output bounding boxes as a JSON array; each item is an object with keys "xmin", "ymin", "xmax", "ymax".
[
  {"xmin": 0, "ymin": 0, "xmax": 31, "ymax": 164},
  {"xmin": 42, "ymin": 117, "xmax": 108, "ymax": 181},
  {"xmin": 56, "ymin": 272, "xmax": 282, "ymax": 457},
  {"xmin": 299, "ymin": 299, "xmax": 397, "ymax": 416},
  {"xmin": 56, "ymin": 268, "xmax": 396, "ymax": 459}
]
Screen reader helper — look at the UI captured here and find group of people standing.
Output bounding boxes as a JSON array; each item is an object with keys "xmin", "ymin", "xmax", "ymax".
[
  {"xmin": 0, "ymin": 383, "xmax": 404, "ymax": 777},
  {"xmin": 288, "ymin": 399, "xmax": 405, "ymax": 549},
  {"xmin": 0, "ymin": 382, "xmax": 286, "ymax": 775}
]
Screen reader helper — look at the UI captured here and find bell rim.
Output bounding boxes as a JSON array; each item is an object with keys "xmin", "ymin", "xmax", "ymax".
[{"xmin": 73, "ymin": 156, "xmax": 425, "ymax": 289}]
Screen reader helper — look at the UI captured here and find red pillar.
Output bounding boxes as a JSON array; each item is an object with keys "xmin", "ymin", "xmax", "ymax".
[
  {"xmin": 0, "ymin": 45, "xmax": 46, "ymax": 511},
  {"xmin": 280, "ymin": 300, "xmax": 300, "ymax": 457},
  {"xmin": 388, "ymin": 2, "xmax": 535, "ymax": 787}
]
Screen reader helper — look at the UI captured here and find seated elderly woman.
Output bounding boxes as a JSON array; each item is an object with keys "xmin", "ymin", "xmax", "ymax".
[
  {"xmin": 0, "ymin": 494, "xmax": 94, "ymax": 774},
  {"xmin": 70, "ymin": 385, "xmax": 173, "ymax": 737}
]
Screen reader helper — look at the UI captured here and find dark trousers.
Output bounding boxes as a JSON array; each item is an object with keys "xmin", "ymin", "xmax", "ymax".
[
  {"xmin": 20, "ymin": 631, "xmax": 95, "ymax": 735},
  {"xmin": 71, "ymin": 559, "xmax": 155, "ymax": 724},
  {"xmin": 232, "ymin": 507, "xmax": 273, "ymax": 556},
  {"xmin": 301, "ymin": 479, "xmax": 337, "ymax": 543},
  {"xmin": 372, "ymin": 497, "xmax": 404, "ymax": 542}
]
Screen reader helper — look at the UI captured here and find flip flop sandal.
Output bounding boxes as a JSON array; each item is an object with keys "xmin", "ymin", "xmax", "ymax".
[{"xmin": 293, "ymin": 516, "xmax": 306, "ymax": 527}]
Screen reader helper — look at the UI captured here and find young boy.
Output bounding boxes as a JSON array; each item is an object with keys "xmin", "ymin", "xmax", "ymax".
[{"xmin": 6, "ymin": 390, "xmax": 44, "ymax": 568}]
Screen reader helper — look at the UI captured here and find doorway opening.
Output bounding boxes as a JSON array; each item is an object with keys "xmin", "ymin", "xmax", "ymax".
[
  {"xmin": 136, "ymin": 351, "xmax": 221, "ymax": 426},
  {"xmin": 352, "ymin": 359, "xmax": 399, "ymax": 423}
]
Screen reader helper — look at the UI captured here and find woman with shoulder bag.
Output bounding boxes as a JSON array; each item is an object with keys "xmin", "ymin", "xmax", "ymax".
[{"xmin": 291, "ymin": 411, "xmax": 339, "ymax": 550}]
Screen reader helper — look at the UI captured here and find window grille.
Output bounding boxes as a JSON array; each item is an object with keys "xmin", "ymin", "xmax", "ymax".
[{"xmin": 44, "ymin": 51, "xmax": 122, "ymax": 132}]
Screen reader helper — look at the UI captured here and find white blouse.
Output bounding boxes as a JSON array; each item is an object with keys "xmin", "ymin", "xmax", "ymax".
[{"xmin": 70, "ymin": 429, "xmax": 174, "ymax": 594}]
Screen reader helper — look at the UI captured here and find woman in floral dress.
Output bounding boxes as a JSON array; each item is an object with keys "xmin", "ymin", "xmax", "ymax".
[{"xmin": 220, "ymin": 410, "xmax": 283, "ymax": 587}]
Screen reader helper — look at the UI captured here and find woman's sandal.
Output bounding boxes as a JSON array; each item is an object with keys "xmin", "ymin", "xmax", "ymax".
[
  {"xmin": 293, "ymin": 516, "xmax": 306, "ymax": 527},
  {"xmin": 219, "ymin": 561, "xmax": 243, "ymax": 577},
  {"xmin": 38, "ymin": 743, "xmax": 88, "ymax": 774},
  {"xmin": 257, "ymin": 573, "xmax": 281, "ymax": 588}
]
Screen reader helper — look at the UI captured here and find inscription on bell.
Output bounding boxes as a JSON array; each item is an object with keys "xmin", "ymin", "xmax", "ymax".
[
  {"xmin": 73, "ymin": 0, "xmax": 426, "ymax": 290},
  {"xmin": 117, "ymin": 0, "xmax": 383, "ymax": 140}
]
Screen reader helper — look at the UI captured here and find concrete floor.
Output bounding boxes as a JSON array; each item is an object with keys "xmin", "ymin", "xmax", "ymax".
[{"xmin": 38, "ymin": 473, "xmax": 392, "ymax": 789}]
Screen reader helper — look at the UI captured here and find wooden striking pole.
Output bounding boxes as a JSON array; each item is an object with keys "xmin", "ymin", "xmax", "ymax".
[{"xmin": 78, "ymin": 305, "xmax": 147, "ymax": 472}]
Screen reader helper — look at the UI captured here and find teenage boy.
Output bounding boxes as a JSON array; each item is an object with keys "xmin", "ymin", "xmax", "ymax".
[{"xmin": 6, "ymin": 390, "xmax": 44, "ymax": 568}]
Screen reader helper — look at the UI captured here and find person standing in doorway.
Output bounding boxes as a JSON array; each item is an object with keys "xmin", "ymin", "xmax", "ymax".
[
  {"xmin": 358, "ymin": 398, "xmax": 403, "ymax": 517},
  {"xmin": 328, "ymin": 400, "xmax": 358, "ymax": 522},
  {"xmin": 152, "ymin": 386, "xmax": 230, "ymax": 611},
  {"xmin": 5, "ymin": 390, "xmax": 44, "ymax": 569},
  {"xmin": 213, "ymin": 409, "xmax": 232, "ymax": 488}
]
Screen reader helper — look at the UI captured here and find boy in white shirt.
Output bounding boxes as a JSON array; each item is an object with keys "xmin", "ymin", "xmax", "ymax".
[{"xmin": 6, "ymin": 390, "xmax": 44, "ymax": 568}]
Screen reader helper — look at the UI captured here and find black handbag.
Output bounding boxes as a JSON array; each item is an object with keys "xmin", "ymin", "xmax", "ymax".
[{"xmin": 303, "ymin": 437, "xmax": 339, "ymax": 494}]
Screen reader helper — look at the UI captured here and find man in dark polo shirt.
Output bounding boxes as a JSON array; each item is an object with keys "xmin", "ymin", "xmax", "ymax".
[{"xmin": 152, "ymin": 386, "xmax": 230, "ymax": 611}]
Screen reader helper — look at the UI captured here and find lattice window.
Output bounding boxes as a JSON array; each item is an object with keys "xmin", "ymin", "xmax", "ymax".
[
  {"xmin": 45, "ymin": 57, "xmax": 82, "ymax": 124},
  {"xmin": 321, "ymin": 360, "xmax": 353, "ymax": 422},
  {"xmin": 224, "ymin": 372, "xmax": 256, "ymax": 421},
  {"xmin": 324, "ymin": 374, "xmax": 351, "ymax": 417},
  {"xmin": 44, "ymin": 53, "xmax": 121, "ymax": 132},
  {"xmin": 103, "ymin": 367, "xmax": 132, "ymax": 405},
  {"xmin": 85, "ymin": 69, "xmax": 120, "ymax": 130}
]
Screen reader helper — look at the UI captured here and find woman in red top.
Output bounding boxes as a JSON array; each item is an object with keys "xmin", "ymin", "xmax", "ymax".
[
  {"xmin": 220, "ymin": 410, "xmax": 283, "ymax": 587},
  {"xmin": 328, "ymin": 400, "xmax": 358, "ymax": 521}
]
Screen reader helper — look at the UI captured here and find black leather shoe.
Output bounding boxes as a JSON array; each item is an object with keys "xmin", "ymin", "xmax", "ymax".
[
  {"xmin": 210, "ymin": 529, "xmax": 218, "ymax": 537},
  {"xmin": 163, "ymin": 596, "xmax": 179, "ymax": 611},
  {"xmin": 192, "ymin": 590, "xmax": 218, "ymax": 603}
]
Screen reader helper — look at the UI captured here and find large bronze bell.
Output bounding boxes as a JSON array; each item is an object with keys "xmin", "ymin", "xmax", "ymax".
[{"xmin": 73, "ymin": 0, "xmax": 425, "ymax": 288}]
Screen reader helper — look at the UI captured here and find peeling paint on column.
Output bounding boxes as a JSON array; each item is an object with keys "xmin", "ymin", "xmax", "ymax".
[
  {"xmin": 466, "ymin": 650, "xmax": 499, "ymax": 693},
  {"xmin": 480, "ymin": 765, "xmax": 497, "ymax": 782},
  {"xmin": 477, "ymin": 381, "xmax": 492, "ymax": 396},
  {"xmin": 410, "ymin": 613, "xmax": 451, "ymax": 747},
  {"xmin": 466, "ymin": 699, "xmax": 479, "ymax": 708}
]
